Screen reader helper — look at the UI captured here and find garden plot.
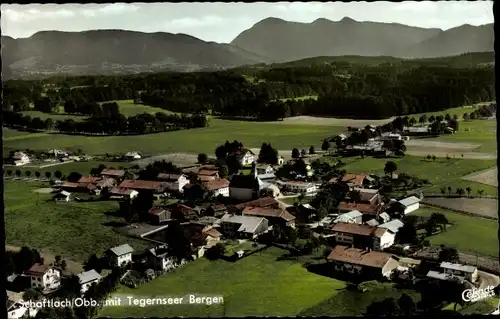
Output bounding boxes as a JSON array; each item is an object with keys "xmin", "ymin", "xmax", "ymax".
[{"xmin": 461, "ymin": 167, "xmax": 498, "ymax": 187}]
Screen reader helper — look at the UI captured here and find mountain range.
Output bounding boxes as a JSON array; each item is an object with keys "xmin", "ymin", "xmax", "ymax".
[{"xmin": 1, "ymin": 17, "xmax": 494, "ymax": 78}]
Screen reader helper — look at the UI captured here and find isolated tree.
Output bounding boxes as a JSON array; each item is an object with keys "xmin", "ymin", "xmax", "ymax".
[
  {"xmin": 218, "ymin": 165, "xmax": 229, "ymax": 179},
  {"xmin": 465, "ymin": 187, "xmax": 472, "ymax": 197},
  {"xmin": 25, "ymin": 171, "xmax": 32, "ymax": 178},
  {"xmin": 6, "ymin": 169, "xmax": 12, "ymax": 176},
  {"xmin": 452, "ymin": 114, "xmax": 458, "ymax": 121},
  {"xmin": 291, "ymin": 148, "xmax": 300, "ymax": 159},
  {"xmin": 321, "ymin": 140, "xmax": 330, "ymax": 152},
  {"xmin": 45, "ymin": 171, "xmax": 52, "ymax": 180},
  {"xmin": 445, "ymin": 113, "xmax": 451, "ymax": 121},
  {"xmin": 35, "ymin": 171, "xmax": 41, "ymax": 178},
  {"xmin": 395, "ymin": 223, "xmax": 418, "ymax": 245},
  {"xmin": 447, "ymin": 186, "xmax": 452, "ymax": 196},
  {"xmin": 432, "ymin": 155, "xmax": 436, "ymax": 162},
  {"xmin": 409, "ymin": 117, "xmax": 417, "ymax": 126},
  {"xmin": 15, "ymin": 169, "xmax": 21, "ymax": 177},
  {"xmin": 309, "ymin": 146, "xmax": 315, "ymax": 155},
  {"xmin": 197, "ymin": 153, "xmax": 208, "ymax": 164},
  {"xmin": 428, "ymin": 115, "xmax": 435, "ymax": 123},
  {"xmin": 419, "ymin": 115, "xmax": 427, "ymax": 124},
  {"xmin": 426, "ymin": 154, "xmax": 432, "ymax": 161},
  {"xmin": 67, "ymin": 172, "xmax": 82, "ymax": 183},
  {"xmin": 440, "ymin": 187, "xmax": 446, "ymax": 197},
  {"xmin": 60, "ymin": 260, "xmax": 67, "ymax": 271},
  {"xmin": 300, "ymin": 149, "xmax": 307, "ymax": 157},
  {"xmin": 83, "ymin": 254, "xmax": 103, "ymax": 273},
  {"xmin": 384, "ymin": 161, "xmax": 398, "ymax": 178},
  {"xmin": 463, "ymin": 113, "xmax": 470, "ymax": 121},
  {"xmin": 398, "ymin": 294, "xmax": 416, "ymax": 317},
  {"xmin": 54, "ymin": 170, "xmax": 63, "ymax": 179},
  {"xmin": 430, "ymin": 213, "xmax": 449, "ymax": 230},
  {"xmin": 477, "ymin": 189, "xmax": 484, "ymax": 198},
  {"xmin": 438, "ymin": 247, "xmax": 460, "ymax": 263}
]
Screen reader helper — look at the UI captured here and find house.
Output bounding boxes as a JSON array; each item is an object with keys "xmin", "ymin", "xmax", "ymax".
[
  {"xmin": 204, "ymin": 179, "xmax": 230, "ymax": 197},
  {"xmin": 109, "ymin": 187, "xmax": 139, "ymax": 200},
  {"xmin": 125, "ymin": 151, "xmax": 141, "ymax": 160},
  {"xmin": 220, "ymin": 213, "xmax": 269, "ymax": 239},
  {"xmin": 118, "ymin": 180, "xmax": 165, "ymax": 192},
  {"xmin": 78, "ymin": 176, "xmax": 116, "ymax": 192},
  {"xmin": 229, "ymin": 175, "xmax": 260, "ymax": 201},
  {"xmin": 198, "ymin": 170, "xmax": 220, "ymax": 178},
  {"xmin": 105, "ymin": 244, "xmax": 134, "ymax": 267},
  {"xmin": 378, "ymin": 219, "xmax": 405, "ymax": 234},
  {"xmin": 100, "ymin": 169, "xmax": 126, "ymax": 179},
  {"xmin": 167, "ymin": 203, "xmax": 199, "ymax": 221},
  {"xmin": 48, "ymin": 149, "xmax": 69, "ymax": 157},
  {"xmin": 426, "ymin": 270, "xmax": 467, "ymax": 283},
  {"xmin": 289, "ymin": 204, "xmax": 317, "ymax": 224},
  {"xmin": 77, "ymin": 270, "xmax": 102, "ymax": 294},
  {"xmin": 331, "ymin": 222, "xmax": 395, "ymax": 250},
  {"xmin": 53, "ymin": 190, "xmax": 71, "ymax": 202},
  {"xmin": 282, "ymin": 181, "xmax": 317, "ymax": 194},
  {"xmin": 146, "ymin": 245, "xmax": 177, "ymax": 271},
  {"xmin": 392, "ymin": 257, "xmax": 421, "ymax": 281},
  {"xmin": 397, "ymin": 196, "xmax": 420, "ymax": 215},
  {"xmin": 337, "ymin": 202, "xmax": 383, "ymax": 220},
  {"xmin": 204, "ymin": 204, "xmax": 228, "ymax": 218},
  {"xmin": 25, "ymin": 263, "xmax": 61, "ymax": 292},
  {"xmin": 233, "ymin": 196, "xmax": 286, "ymax": 211},
  {"xmin": 202, "ymin": 227, "xmax": 222, "ymax": 246},
  {"xmin": 228, "ymin": 149, "xmax": 256, "ymax": 167},
  {"xmin": 255, "ymin": 164, "xmax": 276, "ymax": 180},
  {"xmin": 341, "ymin": 174, "xmax": 374, "ymax": 188},
  {"xmin": 60, "ymin": 182, "xmax": 80, "ymax": 192},
  {"xmin": 378, "ymin": 212, "xmax": 391, "ymax": 224},
  {"xmin": 241, "ymin": 206, "xmax": 296, "ymax": 228},
  {"xmin": 333, "ymin": 210, "xmax": 363, "ymax": 224},
  {"xmin": 327, "ymin": 245, "xmax": 399, "ymax": 279},
  {"xmin": 12, "ymin": 152, "xmax": 30, "ymax": 166},
  {"xmin": 6, "ymin": 291, "xmax": 38, "ymax": 319},
  {"xmin": 352, "ymin": 188, "xmax": 381, "ymax": 205},
  {"xmin": 157, "ymin": 173, "xmax": 190, "ymax": 193},
  {"xmin": 148, "ymin": 206, "xmax": 173, "ymax": 225},
  {"xmin": 440, "ymin": 262, "xmax": 478, "ymax": 283},
  {"xmin": 366, "ymin": 219, "xmax": 380, "ymax": 227}
]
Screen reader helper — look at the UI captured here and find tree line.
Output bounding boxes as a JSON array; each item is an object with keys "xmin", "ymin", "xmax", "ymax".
[
  {"xmin": 3, "ymin": 63, "xmax": 494, "ymax": 121},
  {"xmin": 2, "ymin": 109, "xmax": 208, "ymax": 135}
]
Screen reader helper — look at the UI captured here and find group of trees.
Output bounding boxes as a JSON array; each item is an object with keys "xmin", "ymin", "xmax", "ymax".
[
  {"xmin": 5, "ymin": 246, "xmax": 43, "ymax": 277},
  {"xmin": 258, "ymin": 143, "xmax": 279, "ymax": 165},
  {"xmin": 4, "ymin": 64, "xmax": 494, "ymax": 122},
  {"xmin": 3, "ymin": 109, "xmax": 208, "ymax": 135},
  {"xmin": 440, "ymin": 186, "xmax": 485, "ymax": 198}
]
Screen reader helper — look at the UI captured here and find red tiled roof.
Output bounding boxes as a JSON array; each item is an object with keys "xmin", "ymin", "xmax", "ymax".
[
  {"xmin": 100, "ymin": 169, "xmax": 125, "ymax": 177},
  {"xmin": 205, "ymin": 179, "xmax": 230, "ymax": 190},
  {"xmin": 157, "ymin": 173, "xmax": 184, "ymax": 181},
  {"xmin": 25, "ymin": 263, "xmax": 52, "ymax": 276},
  {"xmin": 148, "ymin": 206, "xmax": 167, "ymax": 216},
  {"xmin": 242, "ymin": 206, "xmax": 296, "ymax": 222},
  {"xmin": 203, "ymin": 228, "xmax": 222, "ymax": 238},
  {"xmin": 234, "ymin": 196, "xmax": 280, "ymax": 210},
  {"xmin": 78, "ymin": 176, "xmax": 102, "ymax": 184},
  {"xmin": 109, "ymin": 187, "xmax": 135, "ymax": 195},
  {"xmin": 118, "ymin": 179, "xmax": 163, "ymax": 190},
  {"xmin": 338, "ymin": 202, "xmax": 380, "ymax": 214},
  {"xmin": 341, "ymin": 174, "xmax": 367, "ymax": 186},
  {"xmin": 331, "ymin": 222, "xmax": 377, "ymax": 236},
  {"xmin": 327, "ymin": 245, "xmax": 393, "ymax": 268},
  {"xmin": 198, "ymin": 175, "xmax": 216, "ymax": 182},
  {"xmin": 61, "ymin": 182, "xmax": 79, "ymax": 188},
  {"xmin": 198, "ymin": 170, "xmax": 219, "ymax": 176}
]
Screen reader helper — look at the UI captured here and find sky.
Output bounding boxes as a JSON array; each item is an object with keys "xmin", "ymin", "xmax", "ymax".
[{"xmin": 1, "ymin": 2, "xmax": 494, "ymax": 43}]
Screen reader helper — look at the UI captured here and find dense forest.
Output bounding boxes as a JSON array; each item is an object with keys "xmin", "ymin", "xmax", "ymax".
[{"xmin": 2, "ymin": 61, "xmax": 494, "ymax": 123}]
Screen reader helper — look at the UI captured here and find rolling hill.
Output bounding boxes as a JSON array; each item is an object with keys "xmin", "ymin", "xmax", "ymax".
[{"xmin": 231, "ymin": 17, "xmax": 494, "ymax": 62}]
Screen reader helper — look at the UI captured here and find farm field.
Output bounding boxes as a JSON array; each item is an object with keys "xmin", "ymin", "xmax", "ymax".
[
  {"xmin": 298, "ymin": 282, "xmax": 420, "ymax": 316},
  {"xmin": 462, "ymin": 167, "xmax": 498, "ymax": 187},
  {"xmin": 21, "ymin": 110, "xmax": 87, "ymax": 121},
  {"xmin": 4, "ymin": 180, "xmax": 149, "ymax": 263},
  {"xmin": 100, "ymin": 247, "xmax": 346, "ymax": 317},
  {"xmin": 432, "ymin": 119, "xmax": 497, "ymax": 154},
  {"xmin": 421, "ymin": 197, "xmax": 498, "ymax": 219},
  {"xmin": 340, "ymin": 155, "xmax": 497, "ymax": 196},
  {"xmin": 111, "ymin": 100, "xmax": 178, "ymax": 117},
  {"xmin": 413, "ymin": 206, "xmax": 498, "ymax": 257},
  {"xmin": 3, "ymin": 119, "xmax": 339, "ymax": 155}
]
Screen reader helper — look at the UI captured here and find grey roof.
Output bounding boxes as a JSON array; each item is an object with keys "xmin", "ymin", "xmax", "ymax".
[
  {"xmin": 427, "ymin": 270, "xmax": 465, "ymax": 282},
  {"xmin": 440, "ymin": 262, "xmax": 477, "ymax": 273},
  {"xmin": 302, "ymin": 204, "xmax": 315, "ymax": 210},
  {"xmin": 77, "ymin": 270, "xmax": 102, "ymax": 284},
  {"xmin": 398, "ymin": 196, "xmax": 420, "ymax": 207},
  {"xmin": 379, "ymin": 219, "xmax": 404, "ymax": 233},
  {"xmin": 334, "ymin": 210, "xmax": 362, "ymax": 223},
  {"xmin": 148, "ymin": 245, "xmax": 169, "ymax": 259},
  {"xmin": 108, "ymin": 244, "xmax": 134, "ymax": 256},
  {"xmin": 353, "ymin": 187, "xmax": 378, "ymax": 194},
  {"xmin": 257, "ymin": 173, "xmax": 276, "ymax": 180},
  {"xmin": 220, "ymin": 213, "xmax": 266, "ymax": 234},
  {"xmin": 379, "ymin": 212, "xmax": 391, "ymax": 221},
  {"xmin": 366, "ymin": 219, "xmax": 380, "ymax": 226}
]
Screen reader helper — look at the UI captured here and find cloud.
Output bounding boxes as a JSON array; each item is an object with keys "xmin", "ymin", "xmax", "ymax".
[
  {"xmin": 275, "ymin": 2, "xmax": 324, "ymax": 13},
  {"xmin": 167, "ymin": 16, "xmax": 224, "ymax": 29},
  {"xmin": 98, "ymin": 3, "xmax": 139, "ymax": 15},
  {"xmin": 3, "ymin": 7, "xmax": 75, "ymax": 22}
]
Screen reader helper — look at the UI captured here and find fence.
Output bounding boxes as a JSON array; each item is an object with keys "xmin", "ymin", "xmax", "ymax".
[{"xmin": 420, "ymin": 200, "xmax": 498, "ymax": 221}]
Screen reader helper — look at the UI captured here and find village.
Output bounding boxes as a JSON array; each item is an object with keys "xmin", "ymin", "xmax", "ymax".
[{"xmin": 5, "ymin": 113, "xmax": 499, "ymax": 318}]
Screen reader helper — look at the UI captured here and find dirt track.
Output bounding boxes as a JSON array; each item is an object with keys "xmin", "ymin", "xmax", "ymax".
[{"xmin": 267, "ymin": 115, "xmax": 395, "ymax": 126}]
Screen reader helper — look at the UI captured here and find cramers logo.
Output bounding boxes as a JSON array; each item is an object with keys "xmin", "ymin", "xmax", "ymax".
[{"xmin": 462, "ymin": 286, "xmax": 495, "ymax": 302}]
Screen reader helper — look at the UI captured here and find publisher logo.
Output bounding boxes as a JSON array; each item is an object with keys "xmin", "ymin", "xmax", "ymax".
[{"xmin": 462, "ymin": 286, "xmax": 495, "ymax": 303}]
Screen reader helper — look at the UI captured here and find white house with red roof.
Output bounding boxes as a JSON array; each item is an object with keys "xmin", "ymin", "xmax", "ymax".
[{"xmin": 25, "ymin": 263, "xmax": 61, "ymax": 292}]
